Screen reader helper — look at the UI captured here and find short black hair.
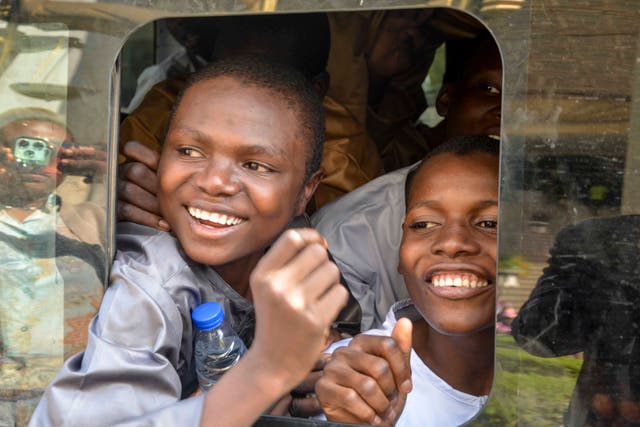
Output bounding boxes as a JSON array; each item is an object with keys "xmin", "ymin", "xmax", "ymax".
[
  {"xmin": 442, "ymin": 32, "xmax": 498, "ymax": 84},
  {"xmin": 169, "ymin": 55, "xmax": 325, "ymax": 181},
  {"xmin": 405, "ymin": 135, "xmax": 500, "ymax": 204},
  {"xmin": 213, "ymin": 13, "xmax": 330, "ymax": 81}
]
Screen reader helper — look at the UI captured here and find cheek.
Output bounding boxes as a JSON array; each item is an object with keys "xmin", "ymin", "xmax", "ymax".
[
  {"xmin": 482, "ymin": 238, "xmax": 498, "ymax": 276},
  {"xmin": 247, "ymin": 176, "xmax": 302, "ymax": 217}
]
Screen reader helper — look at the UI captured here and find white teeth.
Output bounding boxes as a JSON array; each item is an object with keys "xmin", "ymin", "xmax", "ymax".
[
  {"xmin": 188, "ymin": 207, "xmax": 244, "ymax": 226},
  {"xmin": 431, "ymin": 274, "xmax": 490, "ymax": 288},
  {"xmin": 489, "ymin": 134, "xmax": 500, "ymax": 140}
]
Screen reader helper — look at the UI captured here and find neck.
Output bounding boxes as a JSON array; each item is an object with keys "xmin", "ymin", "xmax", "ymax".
[
  {"xmin": 412, "ymin": 319, "xmax": 494, "ymax": 396},
  {"xmin": 214, "ymin": 251, "xmax": 264, "ymax": 303},
  {"xmin": 3, "ymin": 196, "xmax": 48, "ymax": 222},
  {"xmin": 5, "ymin": 207, "xmax": 35, "ymax": 222}
]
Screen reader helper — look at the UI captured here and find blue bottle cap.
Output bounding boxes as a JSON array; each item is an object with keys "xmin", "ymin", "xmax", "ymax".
[{"xmin": 192, "ymin": 302, "xmax": 225, "ymax": 331}]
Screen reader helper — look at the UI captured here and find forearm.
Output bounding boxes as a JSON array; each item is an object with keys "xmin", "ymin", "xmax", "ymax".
[{"xmin": 199, "ymin": 350, "xmax": 292, "ymax": 427}]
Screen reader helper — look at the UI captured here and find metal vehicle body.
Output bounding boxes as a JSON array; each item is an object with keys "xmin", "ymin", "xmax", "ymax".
[{"xmin": 0, "ymin": 0, "xmax": 639, "ymax": 426}]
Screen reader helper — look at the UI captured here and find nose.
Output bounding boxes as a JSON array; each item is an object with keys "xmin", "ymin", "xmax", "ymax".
[
  {"xmin": 194, "ymin": 158, "xmax": 241, "ymax": 197},
  {"xmin": 431, "ymin": 223, "xmax": 480, "ymax": 258}
]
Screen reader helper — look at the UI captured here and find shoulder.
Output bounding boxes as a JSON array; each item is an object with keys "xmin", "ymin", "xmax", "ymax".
[
  {"xmin": 114, "ymin": 222, "xmax": 197, "ymax": 285},
  {"xmin": 312, "ymin": 164, "xmax": 418, "ymax": 235},
  {"xmin": 553, "ymin": 215, "xmax": 640, "ymax": 256},
  {"xmin": 102, "ymin": 223, "xmax": 206, "ymax": 344}
]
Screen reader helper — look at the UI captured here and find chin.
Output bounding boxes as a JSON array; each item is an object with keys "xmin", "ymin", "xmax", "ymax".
[{"xmin": 424, "ymin": 313, "xmax": 495, "ymax": 337}]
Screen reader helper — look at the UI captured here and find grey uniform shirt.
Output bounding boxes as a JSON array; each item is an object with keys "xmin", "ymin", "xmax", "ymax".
[
  {"xmin": 312, "ymin": 163, "xmax": 419, "ymax": 331},
  {"xmin": 30, "ymin": 222, "xmax": 255, "ymax": 427}
]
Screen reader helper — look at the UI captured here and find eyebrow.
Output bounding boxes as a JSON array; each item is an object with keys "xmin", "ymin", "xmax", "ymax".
[{"xmin": 168, "ymin": 126, "xmax": 289, "ymax": 158}]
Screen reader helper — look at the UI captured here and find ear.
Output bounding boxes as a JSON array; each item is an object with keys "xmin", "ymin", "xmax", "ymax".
[
  {"xmin": 435, "ymin": 83, "xmax": 454, "ymax": 117},
  {"xmin": 295, "ymin": 169, "xmax": 323, "ymax": 216}
]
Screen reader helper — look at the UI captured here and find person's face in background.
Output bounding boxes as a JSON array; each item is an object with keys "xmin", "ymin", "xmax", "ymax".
[
  {"xmin": 165, "ymin": 18, "xmax": 218, "ymax": 64},
  {"xmin": 0, "ymin": 119, "xmax": 69, "ymax": 206},
  {"xmin": 399, "ymin": 152, "xmax": 498, "ymax": 335},
  {"xmin": 367, "ymin": 9, "xmax": 432, "ymax": 81},
  {"xmin": 436, "ymin": 39, "xmax": 502, "ymax": 139}
]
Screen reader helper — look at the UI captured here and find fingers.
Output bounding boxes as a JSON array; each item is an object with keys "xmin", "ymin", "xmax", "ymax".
[
  {"xmin": 122, "ymin": 140, "xmax": 160, "ymax": 171},
  {"xmin": 117, "ymin": 159, "xmax": 168, "ymax": 230},
  {"xmin": 293, "ymin": 369, "xmax": 323, "ymax": 395},
  {"xmin": 315, "ymin": 284, "xmax": 349, "ymax": 327},
  {"xmin": 350, "ymin": 333, "xmax": 412, "ymax": 394},
  {"xmin": 316, "ymin": 376, "xmax": 382, "ymax": 425},
  {"xmin": 313, "ymin": 354, "xmax": 330, "ymax": 371},
  {"xmin": 252, "ymin": 228, "xmax": 346, "ymax": 326},
  {"xmin": 117, "ymin": 200, "xmax": 170, "ymax": 231},
  {"xmin": 289, "ymin": 395, "xmax": 322, "ymax": 418},
  {"xmin": 391, "ymin": 318, "xmax": 413, "ymax": 393},
  {"xmin": 119, "ymin": 161, "xmax": 158, "ymax": 195},
  {"xmin": 257, "ymin": 229, "xmax": 327, "ymax": 272},
  {"xmin": 316, "ymin": 331, "xmax": 413, "ymax": 427},
  {"xmin": 117, "ymin": 175, "xmax": 160, "ymax": 215},
  {"xmin": 330, "ymin": 346, "xmax": 398, "ymax": 402}
]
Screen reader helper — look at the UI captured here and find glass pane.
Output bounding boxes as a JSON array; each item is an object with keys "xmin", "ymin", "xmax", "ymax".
[
  {"xmin": 0, "ymin": 18, "xmax": 106, "ymax": 425},
  {"xmin": 485, "ymin": 2, "xmax": 640, "ymax": 426}
]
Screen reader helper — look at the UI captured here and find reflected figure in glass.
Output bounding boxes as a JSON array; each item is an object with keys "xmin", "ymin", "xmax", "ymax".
[
  {"xmin": 512, "ymin": 215, "xmax": 640, "ymax": 426},
  {"xmin": 0, "ymin": 108, "xmax": 104, "ymax": 426}
]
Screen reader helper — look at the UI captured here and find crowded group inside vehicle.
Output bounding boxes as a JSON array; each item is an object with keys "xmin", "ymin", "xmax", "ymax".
[{"xmin": 1, "ymin": 2, "xmax": 639, "ymax": 426}]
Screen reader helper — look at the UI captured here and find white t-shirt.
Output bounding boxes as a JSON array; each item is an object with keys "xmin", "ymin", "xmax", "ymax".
[{"xmin": 324, "ymin": 300, "xmax": 488, "ymax": 427}]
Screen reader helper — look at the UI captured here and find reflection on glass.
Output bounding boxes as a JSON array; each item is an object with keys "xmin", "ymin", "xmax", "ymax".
[
  {"xmin": 512, "ymin": 215, "xmax": 640, "ymax": 426},
  {"xmin": 0, "ymin": 108, "xmax": 104, "ymax": 425}
]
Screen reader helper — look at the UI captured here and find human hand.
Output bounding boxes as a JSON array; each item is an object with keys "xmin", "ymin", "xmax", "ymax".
[
  {"xmin": 117, "ymin": 140, "xmax": 169, "ymax": 231},
  {"xmin": 589, "ymin": 393, "xmax": 640, "ymax": 426},
  {"xmin": 57, "ymin": 142, "xmax": 107, "ymax": 182},
  {"xmin": 0, "ymin": 145, "xmax": 17, "ymax": 180},
  {"xmin": 248, "ymin": 229, "xmax": 348, "ymax": 394},
  {"xmin": 316, "ymin": 318, "xmax": 413, "ymax": 426},
  {"xmin": 286, "ymin": 355, "xmax": 331, "ymax": 418}
]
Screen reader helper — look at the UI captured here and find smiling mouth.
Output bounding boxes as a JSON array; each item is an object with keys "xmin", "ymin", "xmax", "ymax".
[
  {"xmin": 429, "ymin": 272, "xmax": 490, "ymax": 289},
  {"xmin": 188, "ymin": 207, "xmax": 246, "ymax": 227}
]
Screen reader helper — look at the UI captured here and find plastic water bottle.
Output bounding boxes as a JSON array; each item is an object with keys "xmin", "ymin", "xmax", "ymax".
[{"xmin": 192, "ymin": 301, "xmax": 247, "ymax": 391}]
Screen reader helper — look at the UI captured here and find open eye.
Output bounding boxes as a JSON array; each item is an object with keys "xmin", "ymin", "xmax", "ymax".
[
  {"xmin": 177, "ymin": 147, "xmax": 204, "ymax": 158},
  {"xmin": 409, "ymin": 221, "xmax": 439, "ymax": 230},
  {"xmin": 243, "ymin": 161, "xmax": 273, "ymax": 173},
  {"xmin": 483, "ymin": 84, "xmax": 501, "ymax": 95},
  {"xmin": 477, "ymin": 219, "xmax": 498, "ymax": 231}
]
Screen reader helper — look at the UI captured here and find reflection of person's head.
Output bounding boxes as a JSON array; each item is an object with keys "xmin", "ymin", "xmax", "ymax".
[
  {"xmin": 400, "ymin": 135, "xmax": 499, "ymax": 335},
  {"xmin": 158, "ymin": 56, "xmax": 324, "ymax": 281},
  {"xmin": 436, "ymin": 33, "xmax": 502, "ymax": 139},
  {"xmin": 0, "ymin": 108, "xmax": 71, "ymax": 207}
]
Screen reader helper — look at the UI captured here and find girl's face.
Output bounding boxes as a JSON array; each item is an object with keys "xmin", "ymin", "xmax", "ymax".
[{"xmin": 399, "ymin": 151, "xmax": 499, "ymax": 335}]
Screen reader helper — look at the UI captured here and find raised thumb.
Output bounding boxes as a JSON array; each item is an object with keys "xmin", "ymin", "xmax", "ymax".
[
  {"xmin": 391, "ymin": 317, "xmax": 413, "ymax": 394},
  {"xmin": 392, "ymin": 317, "xmax": 413, "ymax": 356}
]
